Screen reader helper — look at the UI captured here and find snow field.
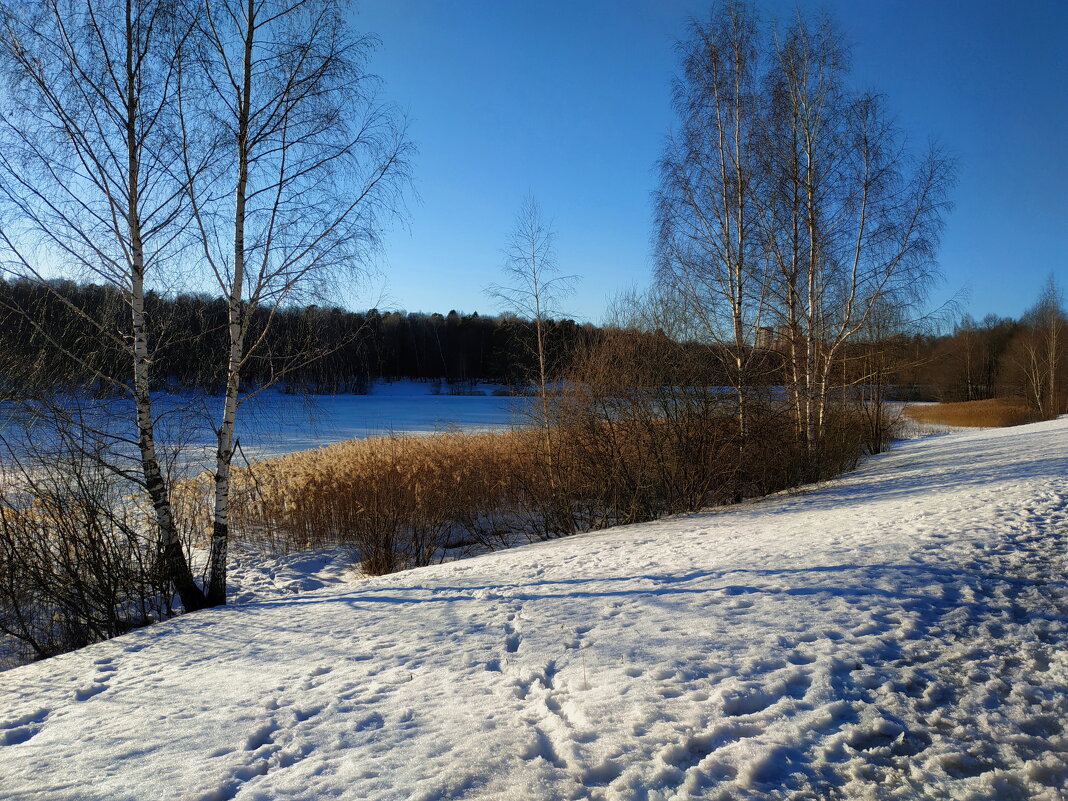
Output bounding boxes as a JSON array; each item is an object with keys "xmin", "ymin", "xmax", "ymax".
[{"xmin": 0, "ymin": 419, "xmax": 1066, "ymax": 800}]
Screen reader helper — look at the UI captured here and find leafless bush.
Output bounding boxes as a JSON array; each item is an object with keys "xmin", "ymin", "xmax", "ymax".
[
  {"xmin": 554, "ymin": 327, "xmax": 869, "ymax": 511},
  {"xmin": 0, "ymin": 452, "xmax": 170, "ymax": 662},
  {"xmin": 551, "ymin": 329, "xmax": 738, "ymax": 523}
]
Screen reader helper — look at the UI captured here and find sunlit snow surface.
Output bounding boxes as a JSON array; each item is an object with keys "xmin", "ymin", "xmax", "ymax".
[{"xmin": 1, "ymin": 420, "xmax": 1066, "ymax": 800}]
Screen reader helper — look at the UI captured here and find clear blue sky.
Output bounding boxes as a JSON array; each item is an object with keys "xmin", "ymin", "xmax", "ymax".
[{"xmin": 348, "ymin": 0, "xmax": 1067, "ymax": 326}]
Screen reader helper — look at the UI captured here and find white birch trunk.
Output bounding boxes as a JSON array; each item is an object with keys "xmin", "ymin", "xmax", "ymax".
[{"xmin": 206, "ymin": 0, "xmax": 255, "ymax": 606}]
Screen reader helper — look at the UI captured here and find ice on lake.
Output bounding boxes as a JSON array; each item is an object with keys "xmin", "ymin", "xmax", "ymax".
[
  {"xmin": 226, "ymin": 380, "xmax": 528, "ymax": 459},
  {"xmin": 0, "ymin": 380, "xmax": 531, "ymax": 470}
]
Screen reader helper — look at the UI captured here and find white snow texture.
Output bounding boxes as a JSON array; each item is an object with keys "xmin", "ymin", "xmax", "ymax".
[{"xmin": 1, "ymin": 419, "xmax": 1066, "ymax": 800}]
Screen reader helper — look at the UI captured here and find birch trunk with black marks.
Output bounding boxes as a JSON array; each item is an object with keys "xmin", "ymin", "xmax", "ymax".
[
  {"xmin": 206, "ymin": 0, "xmax": 255, "ymax": 608},
  {"xmin": 122, "ymin": 0, "xmax": 205, "ymax": 611},
  {"xmin": 186, "ymin": 0, "xmax": 410, "ymax": 603}
]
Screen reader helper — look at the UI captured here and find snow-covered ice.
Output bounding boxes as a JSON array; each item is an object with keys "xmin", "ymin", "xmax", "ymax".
[
  {"xmin": 1, "ymin": 419, "xmax": 1065, "ymax": 800},
  {"xmin": 1, "ymin": 380, "xmax": 527, "ymax": 473}
]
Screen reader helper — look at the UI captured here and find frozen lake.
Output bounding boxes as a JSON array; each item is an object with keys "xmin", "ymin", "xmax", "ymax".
[
  {"xmin": 222, "ymin": 381, "xmax": 528, "ymax": 459},
  {"xmin": 0, "ymin": 381, "xmax": 530, "ymax": 470}
]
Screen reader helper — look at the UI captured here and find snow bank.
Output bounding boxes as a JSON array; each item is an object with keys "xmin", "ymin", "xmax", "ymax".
[{"xmin": 1, "ymin": 419, "xmax": 1065, "ymax": 800}]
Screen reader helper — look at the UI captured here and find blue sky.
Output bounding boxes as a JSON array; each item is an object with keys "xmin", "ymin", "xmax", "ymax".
[{"xmin": 349, "ymin": 1, "xmax": 1067, "ymax": 326}]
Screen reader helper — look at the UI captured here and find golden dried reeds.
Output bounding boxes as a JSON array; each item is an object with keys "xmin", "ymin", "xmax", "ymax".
[
  {"xmin": 178, "ymin": 429, "xmax": 553, "ymax": 575},
  {"xmin": 173, "ymin": 381, "xmax": 870, "ymax": 578},
  {"xmin": 177, "ymin": 411, "xmax": 745, "ymax": 576},
  {"xmin": 903, "ymin": 397, "xmax": 1041, "ymax": 428}
]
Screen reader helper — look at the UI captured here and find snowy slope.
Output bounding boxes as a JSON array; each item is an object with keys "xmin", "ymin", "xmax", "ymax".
[{"xmin": 1, "ymin": 420, "xmax": 1066, "ymax": 800}]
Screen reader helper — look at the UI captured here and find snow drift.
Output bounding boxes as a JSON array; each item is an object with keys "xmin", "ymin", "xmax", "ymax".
[{"xmin": 1, "ymin": 419, "xmax": 1065, "ymax": 800}]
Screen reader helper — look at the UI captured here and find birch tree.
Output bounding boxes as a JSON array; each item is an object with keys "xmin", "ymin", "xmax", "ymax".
[
  {"xmin": 0, "ymin": 0, "xmax": 408, "ymax": 613},
  {"xmin": 1012, "ymin": 277, "xmax": 1065, "ymax": 417},
  {"xmin": 487, "ymin": 195, "xmax": 575, "ymax": 526},
  {"xmin": 656, "ymin": 4, "xmax": 953, "ymax": 473},
  {"xmin": 765, "ymin": 11, "xmax": 953, "ymax": 465},
  {"xmin": 178, "ymin": 0, "xmax": 410, "ymax": 605},
  {"xmin": 0, "ymin": 0, "xmax": 207, "ymax": 610},
  {"xmin": 769, "ymin": 9, "xmax": 948, "ymax": 458},
  {"xmin": 655, "ymin": 0, "xmax": 770, "ymax": 444}
]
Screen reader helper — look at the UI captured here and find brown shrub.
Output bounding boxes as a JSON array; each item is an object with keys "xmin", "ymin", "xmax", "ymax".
[{"xmin": 0, "ymin": 457, "xmax": 169, "ymax": 662}]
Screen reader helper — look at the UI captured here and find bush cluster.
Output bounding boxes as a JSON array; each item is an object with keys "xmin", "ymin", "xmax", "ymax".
[{"xmin": 0, "ymin": 457, "xmax": 169, "ymax": 662}]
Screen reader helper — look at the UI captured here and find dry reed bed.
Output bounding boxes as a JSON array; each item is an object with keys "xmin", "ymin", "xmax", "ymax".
[
  {"xmin": 904, "ymin": 398, "xmax": 1041, "ymax": 428},
  {"xmin": 178, "ymin": 417, "xmax": 744, "ymax": 575},
  {"xmin": 177, "ymin": 429, "xmax": 557, "ymax": 575},
  {"xmin": 175, "ymin": 401, "xmax": 865, "ymax": 577}
]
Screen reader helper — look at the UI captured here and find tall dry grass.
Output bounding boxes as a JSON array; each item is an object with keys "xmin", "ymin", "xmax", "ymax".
[
  {"xmin": 178, "ymin": 429, "xmax": 553, "ymax": 574},
  {"xmin": 175, "ymin": 327, "xmax": 873, "ymax": 577},
  {"xmin": 904, "ymin": 397, "xmax": 1041, "ymax": 428},
  {"xmin": 173, "ymin": 329, "xmax": 875, "ymax": 579},
  {"xmin": 177, "ymin": 412, "xmax": 758, "ymax": 576}
]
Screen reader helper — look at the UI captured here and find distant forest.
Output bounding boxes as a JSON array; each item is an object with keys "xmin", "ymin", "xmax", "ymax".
[
  {"xmin": 0, "ymin": 277, "xmax": 1058, "ymax": 404},
  {"xmin": 0, "ymin": 278, "xmax": 601, "ymax": 394}
]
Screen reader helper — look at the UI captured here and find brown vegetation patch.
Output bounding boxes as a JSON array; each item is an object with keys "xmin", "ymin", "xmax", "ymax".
[
  {"xmin": 904, "ymin": 398, "xmax": 1041, "ymax": 428},
  {"xmin": 172, "ymin": 392, "xmax": 871, "ymax": 578}
]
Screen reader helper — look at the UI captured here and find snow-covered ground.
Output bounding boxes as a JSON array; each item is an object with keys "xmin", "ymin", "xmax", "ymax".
[{"xmin": 1, "ymin": 420, "xmax": 1066, "ymax": 800}]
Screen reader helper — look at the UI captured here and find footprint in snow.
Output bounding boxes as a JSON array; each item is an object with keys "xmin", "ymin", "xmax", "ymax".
[
  {"xmin": 73, "ymin": 683, "xmax": 108, "ymax": 702},
  {"xmin": 503, "ymin": 609, "xmax": 523, "ymax": 653},
  {"xmin": 720, "ymin": 670, "xmax": 812, "ymax": 717},
  {"xmin": 659, "ymin": 723, "xmax": 760, "ymax": 775},
  {"xmin": 0, "ymin": 709, "xmax": 50, "ymax": 747},
  {"xmin": 244, "ymin": 720, "xmax": 279, "ymax": 751},
  {"xmin": 300, "ymin": 664, "xmax": 333, "ymax": 689}
]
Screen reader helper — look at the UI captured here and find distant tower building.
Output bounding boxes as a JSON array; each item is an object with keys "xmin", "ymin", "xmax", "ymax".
[{"xmin": 755, "ymin": 326, "xmax": 775, "ymax": 349}]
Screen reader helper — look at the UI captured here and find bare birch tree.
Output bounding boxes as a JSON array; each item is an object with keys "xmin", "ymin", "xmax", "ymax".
[
  {"xmin": 487, "ymin": 195, "xmax": 575, "ymax": 518},
  {"xmin": 655, "ymin": 0, "xmax": 770, "ymax": 445},
  {"xmin": 177, "ymin": 0, "xmax": 410, "ymax": 605},
  {"xmin": 764, "ymin": 10, "xmax": 953, "ymax": 462},
  {"xmin": 0, "ymin": 0, "xmax": 408, "ymax": 613},
  {"xmin": 762, "ymin": 10, "xmax": 952, "ymax": 466},
  {"xmin": 0, "ymin": 0, "xmax": 207, "ymax": 610},
  {"xmin": 656, "ymin": 4, "xmax": 953, "ymax": 474},
  {"xmin": 1012, "ymin": 276, "xmax": 1065, "ymax": 417}
]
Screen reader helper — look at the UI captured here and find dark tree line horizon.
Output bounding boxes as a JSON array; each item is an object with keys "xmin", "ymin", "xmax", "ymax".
[
  {"xmin": 2, "ymin": 275, "xmax": 1061, "ymax": 407},
  {"xmin": 0, "ymin": 277, "xmax": 604, "ymax": 394}
]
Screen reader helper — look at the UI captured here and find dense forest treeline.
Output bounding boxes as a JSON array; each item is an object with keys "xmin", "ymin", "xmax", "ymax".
[
  {"xmin": 862, "ymin": 308, "xmax": 1066, "ymax": 414},
  {"xmin": 0, "ymin": 278, "xmax": 602, "ymax": 393},
  {"xmin": 1, "ymin": 278, "xmax": 1064, "ymax": 408}
]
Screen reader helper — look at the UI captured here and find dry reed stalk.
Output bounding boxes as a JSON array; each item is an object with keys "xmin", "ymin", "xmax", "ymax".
[{"xmin": 190, "ymin": 428, "xmax": 554, "ymax": 573}]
